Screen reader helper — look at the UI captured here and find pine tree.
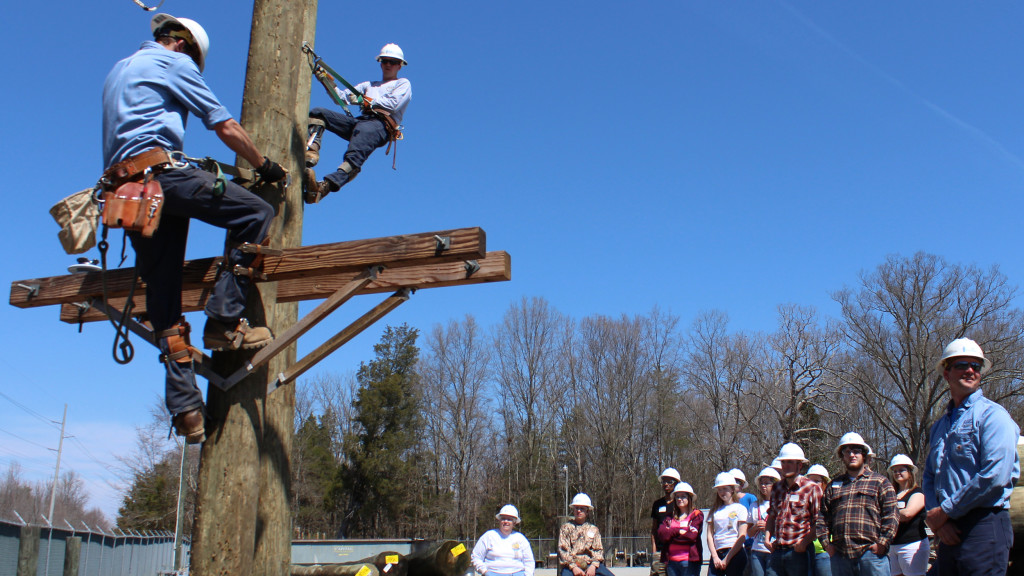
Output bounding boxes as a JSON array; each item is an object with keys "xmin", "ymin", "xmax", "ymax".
[{"xmin": 336, "ymin": 324, "xmax": 422, "ymax": 537}]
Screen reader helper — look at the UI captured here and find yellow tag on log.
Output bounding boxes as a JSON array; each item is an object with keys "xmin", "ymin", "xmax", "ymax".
[
  {"xmin": 357, "ymin": 566, "xmax": 372, "ymax": 576},
  {"xmin": 387, "ymin": 555, "xmax": 400, "ymax": 564},
  {"xmin": 451, "ymin": 544, "xmax": 467, "ymax": 557}
]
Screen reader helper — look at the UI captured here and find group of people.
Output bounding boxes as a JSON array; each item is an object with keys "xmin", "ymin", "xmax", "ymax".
[
  {"xmin": 647, "ymin": 337, "xmax": 1018, "ymax": 576},
  {"xmin": 100, "ymin": 13, "xmax": 409, "ymax": 442},
  {"xmin": 473, "ymin": 337, "xmax": 1018, "ymax": 576}
]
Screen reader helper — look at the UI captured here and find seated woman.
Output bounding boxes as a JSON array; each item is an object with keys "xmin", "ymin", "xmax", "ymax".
[
  {"xmin": 472, "ymin": 504, "xmax": 535, "ymax": 576},
  {"xmin": 558, "ymin": 493, "xmax": 615, "ymax": 576},
  {"xmin": 655, "ymin": 482, "xmax": 703, "ymax": 576}
]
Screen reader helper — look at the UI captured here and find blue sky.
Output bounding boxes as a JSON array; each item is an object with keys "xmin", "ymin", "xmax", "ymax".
[{"xmin": 3, "ymin": 1, "xmax": 1024, "ymax": 522}]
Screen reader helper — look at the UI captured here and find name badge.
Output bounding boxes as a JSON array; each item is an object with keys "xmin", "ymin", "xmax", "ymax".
[
  {"xmin": 658, "ymin": 506, "xmax": 667, "ymax": 513},
  {"xmin": 587, "ymin": 530, "xmax": 596, "ymax": 538},
  {"xmin": 897, "ymin": 501, "xmax": 906, "ymax": 509},
  {"xmin": 788, "ymin": 494, "xmax": 799, "ymax": 503},
  {"xmin": 831, "ymin": 482, "xmax": 842, "ymax": 490}
]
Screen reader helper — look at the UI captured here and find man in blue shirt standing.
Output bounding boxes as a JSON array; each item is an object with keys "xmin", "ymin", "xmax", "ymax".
[
  {"xmin": 102, "ymin": 14, "xmax": 287, "ymax": 443},
  {"xmin": 923, "ymin": 337, "xmax": 1020, "ymax": 575}
]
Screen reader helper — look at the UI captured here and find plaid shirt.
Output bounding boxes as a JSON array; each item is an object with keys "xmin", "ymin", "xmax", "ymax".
[
  {"xmin": 815, "ymin": 467, "xmax": 898, "ymax": 559},
  {"xmin": 558, "ymin": 521, "xmax": 604, "ymax": 568},
  {"xmin": 765, "ymin": 476, "xmax": 822, "ymax": 548}
]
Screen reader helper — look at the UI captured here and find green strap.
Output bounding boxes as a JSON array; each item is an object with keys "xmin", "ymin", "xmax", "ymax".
[{"xmin": 316, "ymin": 57, "xmax": 366, "ymax": 105}]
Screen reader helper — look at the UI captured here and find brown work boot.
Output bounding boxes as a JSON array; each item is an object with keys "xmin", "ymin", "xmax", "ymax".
[
  {"xmin": 203, "ymin": 317, "xmax": 273, "ymax": 351},
  {"xmin": 302, "ymin": 168, "xmax": 332, "ymax": 204},
  {"xmin": 172, "ymin": 409, "xmax": 205, "ymax": 444},
  {"xmin": 305, "ymin": 146, "xmax": 320, "ymax": 168}
]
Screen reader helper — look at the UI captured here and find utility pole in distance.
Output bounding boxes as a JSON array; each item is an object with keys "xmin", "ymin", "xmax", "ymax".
[{"xmin": 190, "ymin": 2, "xmax": 316, "ymax": 575}]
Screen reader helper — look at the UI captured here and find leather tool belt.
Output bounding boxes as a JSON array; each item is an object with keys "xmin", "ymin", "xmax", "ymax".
[{"xmin": 100, "ymin": 147, "xmax": 171, "ymax": 237}]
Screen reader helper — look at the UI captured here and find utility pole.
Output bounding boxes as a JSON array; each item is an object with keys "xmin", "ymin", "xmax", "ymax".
[
  {"xmin": 190, "ymin": 2, "xmax": 316, "ymax": 575},
  {"xmin": 47, "ymin": 404, "xmax": 67, "ymax": 524}
]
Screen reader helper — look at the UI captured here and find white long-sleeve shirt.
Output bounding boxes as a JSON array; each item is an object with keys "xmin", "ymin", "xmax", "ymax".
[
  {"xmin": 335, "ymin": 77, "xmax": 411, "ymax": 125},
  {"xmin": 472, "ymin": 529, "xmax": 535, "ymax": 576}
]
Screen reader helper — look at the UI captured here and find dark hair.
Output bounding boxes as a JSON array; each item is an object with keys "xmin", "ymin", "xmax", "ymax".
[{"xmin": 669, "ymin": 491, "xmax": 693, "ymax": 517}]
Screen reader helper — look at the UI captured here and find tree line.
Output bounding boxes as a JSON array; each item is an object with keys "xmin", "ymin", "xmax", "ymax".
[{"xmin": 107, "ymin": 251, "xmax": 1024, "ymax": 541}]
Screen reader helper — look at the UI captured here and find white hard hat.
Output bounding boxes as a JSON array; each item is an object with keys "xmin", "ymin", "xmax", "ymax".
[
  {"xmin": 937, "ymin": 338, "xmax": 991, "ymax": 373},
  {"xmin": 806, "ymin": 464, "xmax": 831, "ymax": 481},
  {"xmin": 496, "ymin": 504, "xmax": 521, "ymax": 522},
  {"xmin": 376, "ymin": 43, "xmax": 407, "ymax": 65},
  {"xmin": 757, "ymin": 467, "xmax": 781, "ymax": 482},
  {"xmin": 777, "ymin": 443, "xmax": 808, "ymax": 463},
  {"xmin": 660, "ymin": 468, "xmax": 681, "ymax": 482},
  {"xmin": 836, "ymin": 432, "xmax": 871, "ymax": 458},
  {"xmin": 570, "ymin": 493, "xmax": 593, "ymax": 509},
  {"xmin": 713, "ymin": 472, "xmax": 738, "ymax": 489},
  {"xmin": 888, "ymin": 454, "xmax": 917, "ymax": 473},
  {"xmin": 729, "ymin": 468, "xmax": 748, "ymax": 488},
  {"xmin": 151, "ymin": 14, "xmax": 210, "ymax": 72},
  {"xmin": 770, "ymin": 458, "xmax": 783, "ymax": 470},
  {"xmin": 672, "ymin": 482, "xmax": 695, "ymax": 498}
]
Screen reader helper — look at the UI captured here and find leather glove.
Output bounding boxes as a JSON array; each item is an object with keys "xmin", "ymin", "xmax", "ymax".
[{"xmin": 256, "ymin": 156, "xmax": 287, "ymax": 183}]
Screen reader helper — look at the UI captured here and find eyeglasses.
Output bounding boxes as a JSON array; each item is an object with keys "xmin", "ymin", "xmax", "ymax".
[
  {"xmin": 380, "ymin": 58, "xmax": 402, "ymax": 66},
  {"xmin": 758, "ymin": 478, "xmax": 775, "ymax": 484},
  {"xmin": 950, "ymin": 360, "xmax": 983, "ymax": 372},
  {"xmin": 674, "ymin": 495, "xmax": 689, "ymax": 500},
  {"xmin": 842, "ymin": 446, "xmax": 865, "ymax": 456}
]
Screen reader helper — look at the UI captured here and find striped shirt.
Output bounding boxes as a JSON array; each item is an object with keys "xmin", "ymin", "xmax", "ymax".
[
  {"xmin": 816, "ymin": 467, "xmax": 898, "ymax": 559},
  {"xmin": 765, "ymin": 476, "xmax": 821, "ymax": 548}
]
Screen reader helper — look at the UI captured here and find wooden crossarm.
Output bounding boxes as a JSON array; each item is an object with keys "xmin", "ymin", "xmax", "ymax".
[
  {"xmin": 269, "ymin": 289, "xmax": 411, "ymax": 394},
  {"xmin": 10, "ymin": 227, "xmax": 486, "ymax": 309},
  {"xmin": 58, "ymin": 251, "xmax": 511, "ymax": 324}
]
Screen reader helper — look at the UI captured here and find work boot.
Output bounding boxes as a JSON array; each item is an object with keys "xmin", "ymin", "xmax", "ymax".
[
  {"xmin": 305, "ymin": 144, "xmax": 320, "ymax": 168},
  {"xmin": 303, "ymin": 168, "xmax": 332, "ymax": 204},
  {"xmin": 203, "ymin": 317, "xmax": 273, "ymax": 351},
  {"xmin": 172, "ymin": 409, "xmax": 205, "ymax": 444}
]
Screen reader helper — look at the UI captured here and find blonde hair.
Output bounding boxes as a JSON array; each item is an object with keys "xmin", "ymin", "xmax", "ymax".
[{"xmin": 709, "ymin": 485, "xmax": 737, "ymax": 515}]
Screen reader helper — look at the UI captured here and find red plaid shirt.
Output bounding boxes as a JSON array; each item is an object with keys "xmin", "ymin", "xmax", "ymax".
[{"xmin": 765, "ymin": 476, "xmax": 822, "ymax": 548}]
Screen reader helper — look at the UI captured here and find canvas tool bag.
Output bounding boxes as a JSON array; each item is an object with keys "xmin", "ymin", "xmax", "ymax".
[
  {"xmin": 100, "ymin": 147, "xmax": 170, "ymax": 237},
  {"xmin": 49, "ymin": 188, "xmax": 101, "ymax": 254}
]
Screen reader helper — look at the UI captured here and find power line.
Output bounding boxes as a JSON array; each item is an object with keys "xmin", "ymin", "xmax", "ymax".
[
  {"xmin": 0, "ymin": 390, "xmax": 61, "ymax": 428},
  {"xmin": 0, "ymin": 426, "xmax": 54, "ymax": 451}
]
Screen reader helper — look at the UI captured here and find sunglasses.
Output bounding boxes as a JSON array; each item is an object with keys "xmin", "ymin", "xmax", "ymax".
[
  {"xmin": 674, "ymin": 495, "xmax": 689, "ymax": 500},
  {"xmin": 380, "ymin": 58, "xmax": 402, "ymax": 66},
  {"xmin": 950, "ymin": 361, "xmax": 983, "ymax": 372},
  {"xmin": 842, "ymin": 447, "xmax": 866, "ymax": 455}
]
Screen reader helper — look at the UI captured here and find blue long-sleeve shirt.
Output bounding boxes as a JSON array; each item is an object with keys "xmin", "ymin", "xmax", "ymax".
[
  {"xmin": 102, "ymin": 41, "xmax": 232, "ymax": 168},
  {"xmin": 923, "ymin": 389, "xmax": 1020, "ymax": 518}
]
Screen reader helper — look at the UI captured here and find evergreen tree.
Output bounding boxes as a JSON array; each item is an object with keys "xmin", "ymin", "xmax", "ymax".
[{"xmin": 336, "ymin": 324, "xmax": 422, "ymax": 537}]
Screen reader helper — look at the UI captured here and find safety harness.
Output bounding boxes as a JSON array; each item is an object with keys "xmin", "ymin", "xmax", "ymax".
[{"xmin": 302, "ymin": 42, "xmax": 403, "ymax": 169}]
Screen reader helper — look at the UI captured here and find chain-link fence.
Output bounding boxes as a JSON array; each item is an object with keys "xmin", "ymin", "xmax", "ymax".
[{"xmin": 0, "ymin": 519, "xmax": 186, "ymax": 576}]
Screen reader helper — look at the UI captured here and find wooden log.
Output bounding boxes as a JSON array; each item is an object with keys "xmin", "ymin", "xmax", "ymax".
[
  {"xmin": 10, "ymin": 227, "xmax": 486, "ymax": 309},
  {"xmin": 62, "ymin": 536, "xmax": 81, "ymax": 576},
  {"xmin": 292, "ymin": 563, "xmax": 381, "ymax": 576},
  {"xmin": 405, "ymin": 541, "xmax": 471, "ymax": 576},
  {"xmin": 58, "ymin": 251, "xmax": 512, "ymax": 323},
  {"xmin": 16, "ymin": 525, "xmax": 39, "ymax": 576}
]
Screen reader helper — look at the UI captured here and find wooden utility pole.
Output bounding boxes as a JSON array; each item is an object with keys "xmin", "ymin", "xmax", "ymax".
[{"xmin": 190, "ymin": 1, "xmax": 316, "ymax": 574}]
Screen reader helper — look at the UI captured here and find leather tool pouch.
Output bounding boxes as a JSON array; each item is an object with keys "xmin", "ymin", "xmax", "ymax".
[{"xmin": 102, "ymin": 179, "xmax": 164, "ymax": 237}]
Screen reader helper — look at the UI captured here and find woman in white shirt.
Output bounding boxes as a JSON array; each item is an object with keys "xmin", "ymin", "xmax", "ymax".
[
  {"xmin": 706, "ymin": 472, "xmax": 749, "ymax": 576},
  {"xmin": 472, "ymin": 504, "xmax": 535, "ymax": 576}
]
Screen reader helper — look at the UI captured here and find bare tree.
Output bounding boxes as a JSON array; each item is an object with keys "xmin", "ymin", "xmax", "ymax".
[
  {"xmin": 832, "ymin": 252, "xmax": 1024, "ymax": 462},
  {"xmin": 419, "ymin": 315, "xmax": 493, "ymax": 539}
]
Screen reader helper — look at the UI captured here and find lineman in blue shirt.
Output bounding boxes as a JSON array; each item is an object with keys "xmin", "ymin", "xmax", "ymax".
[
  {"xmin": 923, "ymin": 337, "xmax": 1020, "ymax": 576},
  {"xmin": 303, "ymin": 43, "xmax": 412, "ymax": 203},
  {"xmin": 102, "ymin": 14, "xmax": 287, "ymax": 443}
]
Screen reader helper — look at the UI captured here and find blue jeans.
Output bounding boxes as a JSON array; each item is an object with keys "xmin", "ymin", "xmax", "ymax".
[
  {"xmin": 130, "ymin": 166, "xmax": 273, "ymax": 415},
  {"xmin": 560, "ymin": 564, "xmax": 616, "ymax": 576},
  {"xmin": 829, "ymin": 550, "xmax": 889, "ymax": 576},
  {"xmin": 935, "ymin": 508, "xmax": 1012, "ymax": 576},
  {"xmin": 748, "ymin": 551, "xmax": 770, "ymax": 576},
  {"xmin": 308, "ymin": 107, "xmax": 389, "ymax": 189},
  {"xmin": 813, "ymin": 552, "xmax": 831, "ymax": 576},
  {"xmin": 666, "ymin": 560, "xmax": 700, "ymax": 576},
  {"xmin": 767, "ymin": 548, "xmax": 811, "ymax": 576}
]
